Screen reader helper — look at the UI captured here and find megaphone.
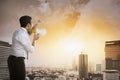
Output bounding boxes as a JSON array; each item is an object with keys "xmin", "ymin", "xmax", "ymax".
[
  {"xmin": 36, "ymin": 28, "xmax": 46, "ymax": 36},
  {"xmin": 31, "ymin": 20, "xmax": 46, "ymax": 36}
]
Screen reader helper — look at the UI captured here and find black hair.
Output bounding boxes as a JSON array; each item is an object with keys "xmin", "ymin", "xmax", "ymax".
[{"xmin": 19, "ymin": 15, "xmax": 32, "ymax": 28}]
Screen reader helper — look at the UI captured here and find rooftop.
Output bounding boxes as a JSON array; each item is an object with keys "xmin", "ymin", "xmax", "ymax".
[
  {"xmin": 0, "ymin": 41, "xmax": 11, "ymax": 47},
  {"xmin": 105, "ymin": 40, "xmax": 120, "ymax": 46}
]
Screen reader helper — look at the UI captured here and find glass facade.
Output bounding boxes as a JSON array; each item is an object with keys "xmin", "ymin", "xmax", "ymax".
[{"xmin": 79, "ymin": 54, "xmax": 88, "ymax": 79}]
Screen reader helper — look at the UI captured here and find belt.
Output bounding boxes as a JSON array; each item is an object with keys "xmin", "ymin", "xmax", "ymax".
[{"xmin": 9, "ymin": 55, "xmax": 25, "ymax": 59}]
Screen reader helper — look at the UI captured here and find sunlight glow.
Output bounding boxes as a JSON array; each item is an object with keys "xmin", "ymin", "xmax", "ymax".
[
  {"xmin": 59, "ymin": 38, "xmax": 85, "ymax": 56},
  {"xmin": 65, "ymin": 41, "xmax": 81, "ymax": 53}
]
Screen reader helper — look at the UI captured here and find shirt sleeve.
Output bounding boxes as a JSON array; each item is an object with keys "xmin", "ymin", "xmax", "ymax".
[{"xmin": 17, "ymin": 32, "xmax": 35, "ymax": 53}]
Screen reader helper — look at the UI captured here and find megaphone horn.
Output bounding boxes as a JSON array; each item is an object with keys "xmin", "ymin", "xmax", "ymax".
[{"xmin": 31, "ymin": 20, "xmax": 40, "ymax": 33}]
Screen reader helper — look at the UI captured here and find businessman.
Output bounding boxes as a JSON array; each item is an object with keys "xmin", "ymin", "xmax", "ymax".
[{"xmin": 7, "ymin": 15, "xmax": 39, "ymax": 80}]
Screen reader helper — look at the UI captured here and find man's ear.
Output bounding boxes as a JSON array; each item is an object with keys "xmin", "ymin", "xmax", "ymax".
[
  {"xmin": 25, "ymin": 23, "xmax": 29, "ymax": 29},
  {"xmin": 27, "ymin": 23, "xmax": 30, "ymax": 26},
  {"xmin": 26, "ymin": 23, "xmax": 31, "ymax": 28}
]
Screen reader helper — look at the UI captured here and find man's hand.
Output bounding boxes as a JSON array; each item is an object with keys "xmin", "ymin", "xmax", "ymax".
[
  {"xmin": 34, "ymin": 34, "xmax": 39, "ymax": 40},
  {"xmin": 32, "ymin": 34, "xmax": 39, "ymax": 46}
]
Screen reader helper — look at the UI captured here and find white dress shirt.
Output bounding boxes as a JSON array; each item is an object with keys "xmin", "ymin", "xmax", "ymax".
[{"xmin": 11, "ymin": 27, "xmax": 35, "ymax": 58}]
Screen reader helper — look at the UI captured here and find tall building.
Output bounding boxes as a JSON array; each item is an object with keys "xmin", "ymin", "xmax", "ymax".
[
  {"xmin": 103, "ymin": 70, "xmax": 119, "ymax": 80},
  {"xmin": 105, "ymin": 40, "xmax": 120, "ymax": 71},
  {"xmin": 0, "ymin": 41, "xmax": 11, "ymax": 80},
  {"xmin": 79, "ymin": 54, "xmax": 88, "ymax": 79},
  {"xmin": 96, "ymin": 64, "xmax": 101, "ymax": 73}
]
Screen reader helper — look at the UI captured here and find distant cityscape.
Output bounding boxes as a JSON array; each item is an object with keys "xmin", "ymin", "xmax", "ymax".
[{"xmin": 0, "ymin": 40, "xmax": 120, "ymax": 80}]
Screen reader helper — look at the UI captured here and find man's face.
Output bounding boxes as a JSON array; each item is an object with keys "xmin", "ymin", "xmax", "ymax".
[{"xmin": 27, "ymin": 23, "xmax": 32, "ymax": 35}]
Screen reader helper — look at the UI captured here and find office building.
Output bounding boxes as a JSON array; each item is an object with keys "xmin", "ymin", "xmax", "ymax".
[
  {"xmin": 103, "ymin": 70, "xmax": 119, "ymax": 80},
  {"xmin": 0, "ymin": 41, "xmax": 11, "ymax": 80},
  {"xmin": 79, "ymin": 54, "xmax": 88, "ymax": 79},
  {"xmin": 96, "ymin": 64, "xmax": 101, "ymax": 73},
  {"xmin": 105, "ymin": 40, "xmax": 120, "ymax": 71}
]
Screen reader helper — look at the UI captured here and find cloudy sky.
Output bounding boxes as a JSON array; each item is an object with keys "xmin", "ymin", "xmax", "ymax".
[{"xmin": 0, "ymin": 0, "xmax": 120, "ymax": 69}]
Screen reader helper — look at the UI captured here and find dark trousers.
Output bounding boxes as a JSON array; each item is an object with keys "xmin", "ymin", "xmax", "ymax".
[{"xmin": 7, "ymin": 55, "xmax": 25, "ymax": 80}]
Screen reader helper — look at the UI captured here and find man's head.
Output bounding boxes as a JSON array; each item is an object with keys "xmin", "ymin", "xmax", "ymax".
[{"xmin": 19, "ymin": 15, "xmax": 32, "ymax": 35}]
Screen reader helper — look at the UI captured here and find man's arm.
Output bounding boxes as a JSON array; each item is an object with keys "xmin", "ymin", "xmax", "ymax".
[{"xmin": 17, "ymin": 33, "xmax": 34, "ymax": 53}]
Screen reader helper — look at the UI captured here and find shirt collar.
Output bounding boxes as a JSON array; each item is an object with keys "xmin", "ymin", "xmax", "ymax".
[{"xmin": 20, "ymin": 27, "xmax": 27, "ymax": 32}]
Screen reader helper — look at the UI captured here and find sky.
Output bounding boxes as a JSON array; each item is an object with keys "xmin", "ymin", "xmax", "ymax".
[{"xmin": 0, "ymin": 0, "xmax": 120, "ymax": 69}]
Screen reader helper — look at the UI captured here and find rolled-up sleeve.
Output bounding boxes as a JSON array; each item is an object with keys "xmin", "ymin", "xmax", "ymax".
[{"xmin": 17, "ymin": 32, "xmax": 35, "ymax": 53}]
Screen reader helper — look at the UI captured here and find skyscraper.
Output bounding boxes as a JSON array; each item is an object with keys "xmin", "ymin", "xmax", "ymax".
[
  {"xmin": 105, "ymin": 40, "xmax": 120, "ymax": 71},
  {"xmin": 0, "ymin": 41, "xmax": 11, "ymax": 80},
  {"xmin": 96, "ymin": 64, "xmax": 101, "ymax": 73},
  {"xmin": 79, "ymin": 54, "xmax": 88, "ymax": 79}
]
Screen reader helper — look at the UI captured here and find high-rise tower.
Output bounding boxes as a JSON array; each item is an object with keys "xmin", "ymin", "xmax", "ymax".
[
  {"xmin": 105, "ymin": 40, "xmax": 120, "ymax": 71},
  {"xmin": 79, "ymin": 54, "xmax": 88, "ymax": 79}
]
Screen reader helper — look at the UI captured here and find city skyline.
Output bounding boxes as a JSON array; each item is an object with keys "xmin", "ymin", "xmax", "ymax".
[{"xmin": 0, "ymin": 0, "xmax": 120, "ymax": 68}]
